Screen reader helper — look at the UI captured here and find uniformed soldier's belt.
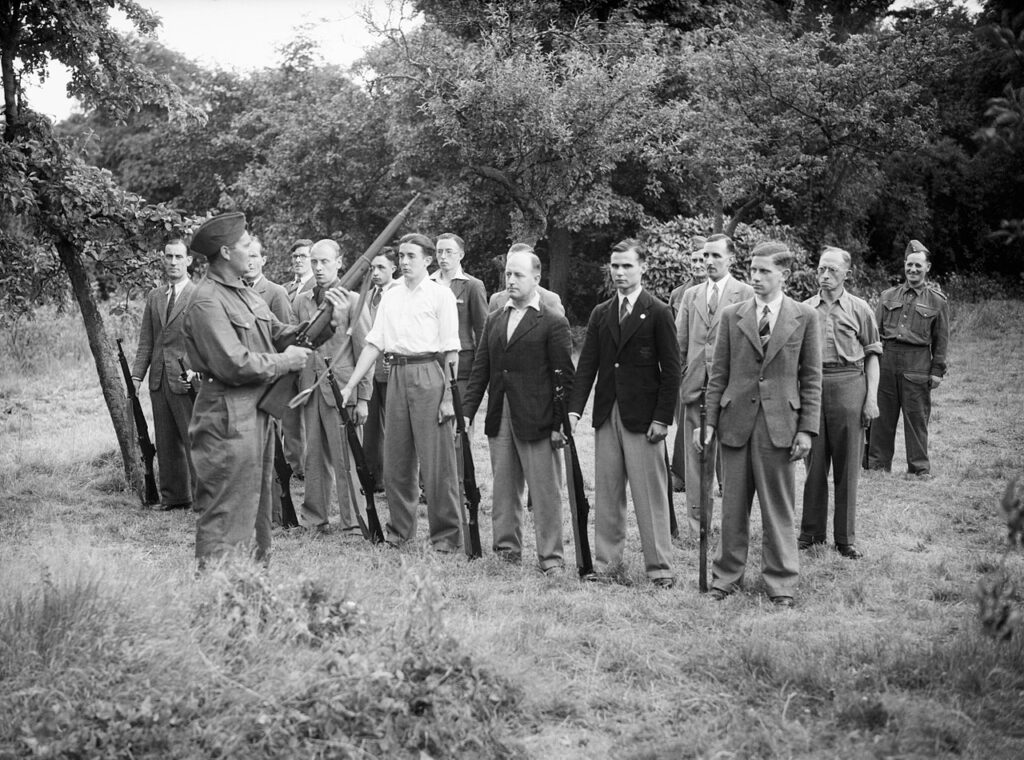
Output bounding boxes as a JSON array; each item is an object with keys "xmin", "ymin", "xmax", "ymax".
[
  {"xmin": 385, "ymin": 352, "xmax": 440, "ymax": 366},
  {"xmin": 822, "ymin": 360, "xmax": 863, "ymax": 369}
]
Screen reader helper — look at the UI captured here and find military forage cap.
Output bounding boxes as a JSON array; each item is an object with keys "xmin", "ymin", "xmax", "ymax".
[
  {"xmin": 905, "ymin": 239, "xmax": 929, "ymax": 256},
  {"xmin": 190, "ymin": 212, "xmax": 247, "ymax": 258},
  {"xmin": 691, "ymin": 235, "xmax": 708, "ymax": 253}
]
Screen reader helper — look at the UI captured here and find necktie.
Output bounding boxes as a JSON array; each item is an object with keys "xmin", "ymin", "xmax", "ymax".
[
  {"xmin": 758, "ymin": 305, "xmax": 771, "ymax": 348},
  {"xmin": 708, "ymin": 283, "xmax": 719, "ymax": 316},
  {"xmin": 371, "ymin": 286, "xmax": 382, "ymax": 309},
  {"xmin": 619, "ymin": 298, "xmax": 631, "ymax": 324},
  {"xmin": 244, "ymin": 280, "xmax": 254, "ymax": 288},
  {"xmin": 314, "ymin": 286, "xmax": 324, "ymax": 306},
  {"xmin": 164, "ymin": 286, "xmax": 176, "ymax": 321}
]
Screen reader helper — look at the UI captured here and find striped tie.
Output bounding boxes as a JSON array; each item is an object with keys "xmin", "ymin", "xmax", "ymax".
[
  {"xmin": 619, "ymin": 298, "xmax": 631, "ymax": 324},
  {"xmin": 758, "ymin": 305, "xmax": 771, "ymax": 348},
  {"xmin": 708, "ymin": 283, "xmax": 719, "ymax": 316}
]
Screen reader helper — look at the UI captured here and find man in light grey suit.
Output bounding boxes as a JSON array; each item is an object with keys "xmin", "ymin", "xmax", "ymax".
[
  {"xmin": 676, "ymin": 234, "xmax": 753, "ymax": 536},
  {"xmin": 131, "ymin": 238, "xmax": 198, "ymax": 511},
  {"xmin": 696, "ymin": 241, "xmax": 822, "ymax": 607}
]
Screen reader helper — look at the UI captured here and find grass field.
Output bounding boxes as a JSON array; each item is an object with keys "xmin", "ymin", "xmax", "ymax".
[{"xmin": 2, "ymin": 300, "xmax": 1024, "ymax": 759}]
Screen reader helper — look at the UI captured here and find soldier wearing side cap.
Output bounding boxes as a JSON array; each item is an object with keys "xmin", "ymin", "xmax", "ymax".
[
  {"xmin": 183, "ymin": 212, "xmax": 313, "ymax": 566},
  {"xmin": 867, "ymin": 240, "xmax": 949, "ymax": 476}
]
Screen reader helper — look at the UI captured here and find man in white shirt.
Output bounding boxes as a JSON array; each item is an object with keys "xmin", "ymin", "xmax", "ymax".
[
  {"xmin": 341, "ymin": 233, "xmax": 463, "ymax": 551},
  {"xmin": 131, "ymin": 238, "xmax": 198, "ymax": 510}
]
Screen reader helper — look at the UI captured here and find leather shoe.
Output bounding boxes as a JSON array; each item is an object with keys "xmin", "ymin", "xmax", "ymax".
[
  {"xmin": 770, "ymin": 595, "xmax": 795, "ymax": 608},
  {"xmin": 155, "ymin": 502, "xmax": 191, "ymax": 511},
  {"xmin": 653, "ymin": 577, "xmax": 675, "ymax": 589},
  {"xmin": 709, "ymin": 588, "xmax": 729, "ymax": 601},
  {"xmin": 798, "ymin": 537, "xmax": 824, "ymax": 550},
  {"xmin": 836, "ymin": 543, "xmax": 863, "ymax": 559}
]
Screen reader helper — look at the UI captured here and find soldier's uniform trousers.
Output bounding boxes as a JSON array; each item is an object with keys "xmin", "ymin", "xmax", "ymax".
[
  {"xmin": 800, "ymin": 365, "xmax": 865, "ymax": 546},
  {"xmin": 869, "ymin": 343, "xmax": 932, "ymax": 475}
]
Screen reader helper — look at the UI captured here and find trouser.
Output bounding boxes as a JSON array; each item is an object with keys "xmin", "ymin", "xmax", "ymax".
[
  {"xmin": 383, "ymin": 361, "xmax": 462, "ymax": 549},
  {"xmin": 593, "ymin": 403, "xmax": 673, "ymax": 580},
  {"xmin": 712, "ymin": 410, "xmax": 799, "ymax": 598},
  {"xmin": 300, "ymin": 392, "xmax": 358, "ymax": 529},
  {"xmin": 363, "ymin": 378, "xmax": 388, "ymax": 489},
  {"xmin": 868, "ymin": 344, "xmax": 932, "ymax": 474},
  {"xmin": 151, "ymin": 382, "xmax": 196, "ymax": 507},
  {"xmin": 192, "ymin": 385, "xmax": 274, "ymax": 564},
  {"xmin": 282, "ymin": 401, "xmax": 305, "ymax": 478},
  {"xmin": 800, "ymin": 366, "xmax": 865, "ymax": 545},
  {"xmin": 488, "ymin": 399, "xmax": 564, "ymax": 569}
]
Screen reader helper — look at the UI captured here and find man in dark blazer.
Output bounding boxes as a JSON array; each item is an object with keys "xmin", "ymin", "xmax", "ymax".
[
  {"xmin": 431, "ymin": 233, "xmax": 488, "ymax": 401},
  {"xmin": 696, "ymin": 241, "xmax": 822, "ymax": 607},
  {"xmin": 569, "ymin": 239, "xmax": 681, "ymax": 588},
  {"xmin": 488, "ymin": 244, "xmax": 565, "ymax": 316},
  {"xmin": 463, "ymin": 247, "xmax": 574, "ymax": 573},
  {"xmin": 243, "ymin": 236, "xmax": 293, "ymax": 323},
  {"xmin": 676, "ymin": 234, "xmax": 753, "ymax": 535},
  {"xmin": 132, "ymin": 238, "xmax": 198, "ymax": 511}
]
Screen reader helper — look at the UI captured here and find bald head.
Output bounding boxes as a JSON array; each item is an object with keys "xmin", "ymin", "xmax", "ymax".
[
  {"xmin": 310, "ymin": 238, "xmax": 343, "ymax": 286},
  {"xmin": 505, "ymin": 250, "xmax": 541, "ymax": 306}
]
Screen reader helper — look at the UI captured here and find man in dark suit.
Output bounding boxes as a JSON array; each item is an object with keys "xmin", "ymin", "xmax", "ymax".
[
  {"xmin": 132, "ymin": 238, "xmax": 198, "ymax": 511},
  {"xmin": 243, "ymin": 236, "xmax": 293, "ymax": 323},
  {"xmin": 463, "ymin": 247, "xmax": 574, "ymax": 573},
  {"xmin": 284, "ymin": 238, "xmax": 315, "ymax": 305},
  {"xmin": 432, "ymin": 233, "xmax": 488, "ymax": 401},
  {"xmin": 696, "ymin": 241, "xmax": 822, "ymax": 607},
  {"xmin": 676, "ymin": 234, "xmax": 753, "ymax": 535},
  {"xmin": 569, "ymin": 239, "xmax": 681, "ymax": 588},
  {"xmin": 360, "ymin": 248, "xmax": 399, "ymax": 490},
  {"xmin": 488, "ymin": 244, "xmax": 565, "ymax": 316}
]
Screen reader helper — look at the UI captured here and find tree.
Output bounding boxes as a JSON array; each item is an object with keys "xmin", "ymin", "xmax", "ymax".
[{"xmin": 0, "ymin": 0, "xmax": 197, "ymax": 502}]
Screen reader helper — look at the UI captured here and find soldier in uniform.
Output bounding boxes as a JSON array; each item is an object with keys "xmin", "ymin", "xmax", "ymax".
[
  {"xmin": 183, "ymin": 212, "xmax": 312, "ymax": 565},
  {"xmin": 799, "ymin": 247, "xmax": 881, "ymax": 559},
  {"xmin": 867, "ymin": 240, "xmax": 949, "ymax": 476},
  {"xmin": 292, "ymin": 239, "xmax": 371, "ymax": 532},
  {"xmin": 431, "ymin": 233, "xmax": 487, "ymax": 401},
  {"xmin": 132, "ymin": 238, "xmax": 198, "ymax": 511}
]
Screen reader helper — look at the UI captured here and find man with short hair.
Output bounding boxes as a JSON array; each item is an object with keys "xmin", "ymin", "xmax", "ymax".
[
  {"xmin": 463, "ymin": 248, "xmax": 574, "ymax": 572},
  {"xmin": 183, "ymin": 213, "xmax": 312, "ymax": 565},
  {"xmin": 569, "ymin": 239, "xmax": 680, "ymax": 588},
  {"xmin": 432, "ymin": 233, "xmax": 487, "ymax": 400},
  {"xmin": 132, "ymin": 238, "xmax": 199, "ymax": 511},
  {"xmin": 340, "ymin": 233, "xmax": 462, "ymax": 551},
  {"xmin": 244, "ymin": 236, "xmax": 293, "ymax": 323},
  {"xmin": 867, "ymin": 240, "xmax": 948, "ymax": 476},
  {"xmin": 676, "ymin": 233, "xmax": 753, "ymax": 534},
  {"xmin": 696, "ymin": 241, "xmax": 821, "ymax": 606},
  {"xmin": 668, "ymin": 235, "xmax": 708, "ymax": 318},
  {"xmin": 293, "ymin": 239, "xmax": 371, "ymax": 532},
  {"xmin": 361, "ymin": 248, "xmax": 399, "ymax": 489},
  {"xmin": 799, "ymin": 247, "xmax": 881, "ymax": 560},
  {"xmin": 285, "ymin": 239, "xmax": 315, "ymax": 305},
  {"xmin": 488, "ymin": 243, "xmax": 564, "ymax": 315}
]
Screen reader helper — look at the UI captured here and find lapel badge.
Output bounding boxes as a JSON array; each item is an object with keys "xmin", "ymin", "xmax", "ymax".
[{"xmin": 640, "ymin": 313, "xmax": 646, "ymax": 319}]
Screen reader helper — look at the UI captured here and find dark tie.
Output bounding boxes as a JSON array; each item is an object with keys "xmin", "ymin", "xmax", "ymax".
[
  {"xmin": 314, "ymin": 286, "xmax": 325, "ymax": 306},
  {"xmin": 758, "ymin": 305, "xmax": 771, "ymax": 347},
  {"xmin": 708, "ymin": 283, "xmax": 719, "ymax": 316},
  {"xmin": 619, "ymin": 298, "xmax": 631, "ymax": 324},
  {"xmin": 371, "ymin": 286, "xmax": 382, "ymax": 310},
  {"xmin": 164, "ymin": 286, "xmax": 176, "ymax": 322}
]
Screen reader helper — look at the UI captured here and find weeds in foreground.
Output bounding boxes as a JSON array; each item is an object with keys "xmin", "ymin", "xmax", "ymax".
[{"xmin": 976, "ymin": 478, "xmax": 1024, "ymax": 640}]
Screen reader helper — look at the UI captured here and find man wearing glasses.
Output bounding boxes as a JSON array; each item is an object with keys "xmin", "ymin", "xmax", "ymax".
[
  {"xmin": 799, "ymin": 247, "xmax": 881, "ymax": 560},
  {"xmin": 431, "ymin": 233, "xmax": 487, "ymax": 400}
]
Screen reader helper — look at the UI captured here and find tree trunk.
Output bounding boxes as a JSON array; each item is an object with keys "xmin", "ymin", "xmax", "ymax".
[
  {"xmin": 547, "ymin": 224, "xmax": 572, "ymax": 303},
  {"xmin": 56, "ymin": 237, "xmax": 146, "ymax": 503}
]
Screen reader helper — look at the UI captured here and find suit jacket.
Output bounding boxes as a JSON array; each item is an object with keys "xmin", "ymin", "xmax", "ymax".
[
  {"xmin": 132, "ymin": 280, "xmax": 196, "ymax": 394},
  {"xmin": 706, "ymin": 296, "xmax": 822, "ymax": 449},
  {"xmin": 251, "ymin": 276, "xmax": 293, "ymax": 323},
  {"xmin": 677, "ymin": 277, "xmax": 754, "ymax": 405},
  {"xmin": 285, "ymin": 276, "xmax": 316, "ymax": 313},
  {"xmin": 489, "ymin": 286, "xmax": 564, "ymax": 316},
  {"xmin": 463, "ymin": 301, "xmax": 574, "ymax": 441},
  {"xmin": 434, "ymin": 273, "xmax": 488, "ymax": 354},
  {"xmin": 568, "ymin": 289, "xmax": 680, "ymax": 434},
  {"xmin": 294, "ymin": 286, "xmax": 372, "ymax": 406}
]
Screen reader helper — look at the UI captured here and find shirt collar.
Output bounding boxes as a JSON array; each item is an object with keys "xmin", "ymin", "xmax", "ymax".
[
  {"xmin": 504, "ymin": 291, "xmax": 541, "ymax": 312},
  {"xmin": 431, "ymin": 267, "xmax": 467, "ymax": 282},
  {"xmin": 618, "ymin": 288, "xmax": 642, "ymax": 309},
  {"xmin": 708, "ymin": 273, "xmax": 731, "ymax": 291},
  {"xmin": 298, "ymin": 272, "xmax": 314, "ymax": 286},
  {"xmin": 754, "ymin": 292, "xmax": 784, "ymax": 314}
]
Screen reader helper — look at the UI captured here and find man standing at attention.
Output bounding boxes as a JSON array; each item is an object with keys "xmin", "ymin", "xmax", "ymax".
[
  {"xmin": 284, "ymin": 239, "xmax": 315, "ymax": 305},
  {"xmin": 132, "ymin": 237, "xmax": 199, "ymax": 511},
  {"xmin": 361, "ymin": 248, "xmax": 399, "ymax": 490},
  {"xmin": 676, "ymin": 233, "xmax": 752, "ymax": 535},
  {"xmin": 184, "ymin": 213, "xmax": 312, "ymax": 565},
  {"xmin": 867, "ymin": 240, "xmax": 948, "ymax": 476},
  {"xmin": 432, "ymin": 233, "xmax": 487, "ymax": 400},
  {"xmin": 463, "ymin": 248, "xmax": 574, "ymax": 573},
  {"xmin": 569, "ymin": 239, "xmax": 680, "ymax": 588},
  {"xmin": 293, "ymin": 239, "xmax": 371, "ymax": 533},
  {"xmin": 799, "ymin": 247, "xmax": 881, "ymax": 560},
  {"xmin": 244, "ymin": 236, "xmax": 293, "ymax": 323},
  {"xmin": 340, "ymin": 233, "xmax": 462, "ymax": 552},
  {"xmin": 696, "ymin": 241, "xmax": 821, "ymax": 607}
]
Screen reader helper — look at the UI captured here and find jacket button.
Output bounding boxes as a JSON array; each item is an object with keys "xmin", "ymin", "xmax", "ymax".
[
  {"xmin": 759, "ymin": 377, "xmax": 765, "ymax": 382},
  {"xmin": 614, "ymin": 362, "xmax": 620, "ymax": 368}
]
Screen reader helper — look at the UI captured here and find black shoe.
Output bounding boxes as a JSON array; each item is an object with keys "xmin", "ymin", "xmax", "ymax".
[
  {"xmin": 653, "ymin": 577, "xmax": 675, "ymax": 589},
  {"xmin": 709, "ymin": 588, "xmax": 729, "ymax": 601},
  {"xmin": 836, "ymin": 543, "xmax": 863, "ymax": 560},
  {"xmin": 770, "ymin": 595, "xmax": 795, "ymax": 608},
  {"xmin": 155, "ymin": 502, "xmax": 191, "ymax": 511},
  {"xmin": 798, "ymin": 537, "xmax": 824, "ymax": 550}
]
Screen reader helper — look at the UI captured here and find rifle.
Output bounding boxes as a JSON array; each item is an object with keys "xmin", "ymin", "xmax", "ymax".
[
  {"xmin": 861, "ymin": 421, "xmax": 871, "ymax": 470},
  {"xmin": 665, "ymin": 446, "xmax": 679, "ymax": 539},
  {"xmin": 554, "ymin": 369, "xmax": 594, "ymax": 578},
  {"xmin": 259, "ymin": 193, "xmax": 423, "ymax": 418},
  {"xmin": 698, "ymin": 376, "xmax": 712, "ymax": 593},
  {"xmin": 116, "ymin": 338, "xmax": 159, "ymax": 504},
  {"xmin": 449, "ymin": 362, "xmax": 482, "ymax": 559},
  {"xmin": 325, "ymin": 357, "xmax": 385, "ymax": 544},
  {"xmin": 273, "ymin": 433, "xmax": 300, "ymax": 528},
  {"xmin": 176, "ymin": 357, "xmax": 197, "ymax": 402}
]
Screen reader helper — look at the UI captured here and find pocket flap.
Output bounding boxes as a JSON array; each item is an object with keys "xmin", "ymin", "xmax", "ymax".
[
  {"xmin": 789, "ymin": 398, "xmax": 801, "ymax": 410},
  {"xmin": 914, "ymin": 304, "xmax": 937, "ymax": 319},
  {"xmin": 228, "ymin": 313, "xmax": 251, "ymax": 329},
  {"xmin": 903, "ymin": 371, "xmax": 930, "ymax": 385}
]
